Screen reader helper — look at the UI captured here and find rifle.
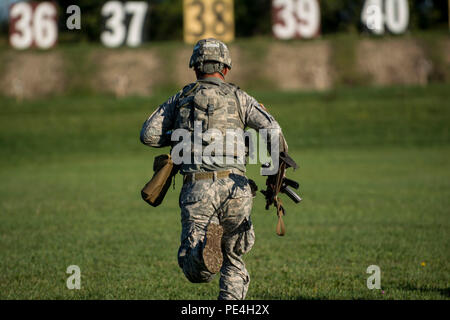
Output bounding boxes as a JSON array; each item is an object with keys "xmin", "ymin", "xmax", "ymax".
[{"xmin": 260, "ymin": 152, "xmax": 302, "ymax": 236}]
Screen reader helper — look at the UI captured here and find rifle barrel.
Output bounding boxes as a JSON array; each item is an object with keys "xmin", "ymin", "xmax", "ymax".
[{"xmin": 282, "ymin": 186, "xmax": 302, "ymax": 204}]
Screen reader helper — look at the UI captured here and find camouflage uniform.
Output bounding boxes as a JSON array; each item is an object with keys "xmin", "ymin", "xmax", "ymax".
[{"xmin": 140, "ymin": 39, "xmax": 287, "ymax": 300}]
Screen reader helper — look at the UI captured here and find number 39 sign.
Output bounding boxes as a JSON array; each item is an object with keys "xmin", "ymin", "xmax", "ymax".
[
  {"xmin": 272, "ymin": 0, "xmax": 320, "ymax": 40},
  {"xmin": 9, "ymin": 1, "xmax": 58, "ymax": 50}
]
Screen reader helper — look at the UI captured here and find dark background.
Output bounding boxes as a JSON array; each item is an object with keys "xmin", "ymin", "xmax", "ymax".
[{"xmin": 0, "ymin": 0, "xmax": 448, "ymax": 41}]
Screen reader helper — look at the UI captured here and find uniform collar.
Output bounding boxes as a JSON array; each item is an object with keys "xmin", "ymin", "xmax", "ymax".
[{"xmin": 197, "ymin": 77, "xmax": 224, "ymax": 85}]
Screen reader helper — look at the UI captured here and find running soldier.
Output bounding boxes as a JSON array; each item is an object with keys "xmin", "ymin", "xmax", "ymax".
[{"xmin": 140, "ymin": 38, "xmax": 288, "ymax": 300}]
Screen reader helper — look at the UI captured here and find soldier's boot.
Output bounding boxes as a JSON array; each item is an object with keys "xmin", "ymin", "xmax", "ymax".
[{"xmin": 202, "ymin": 223, "xmax": 223, "ymax": 274}]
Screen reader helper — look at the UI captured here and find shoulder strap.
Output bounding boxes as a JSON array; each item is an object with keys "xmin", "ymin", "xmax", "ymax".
[
  {"xmin": 175, "ymin": 82, "xmax": 200, "ymax": 112},
  {"xmin": 181, "ymin": 82, "xmax": 200, "ymax": 98},
  {"xmin": 227, "ymin": 83, "xmax": 245, "ymax": 128}
]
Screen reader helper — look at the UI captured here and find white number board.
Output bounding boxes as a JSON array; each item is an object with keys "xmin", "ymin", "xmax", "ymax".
[
  {"xmin": 361, "ymin": 0, "xmax": 409, "ymax": 35},
  {"xmin": 101, "ymin": 1, "xmax": 149, "ymax": 48}
]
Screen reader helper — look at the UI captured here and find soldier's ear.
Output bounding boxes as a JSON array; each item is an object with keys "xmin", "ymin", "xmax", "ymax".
[{"xmin": 222, "ymin": 68, "xmax": 229, "ymax": 76}]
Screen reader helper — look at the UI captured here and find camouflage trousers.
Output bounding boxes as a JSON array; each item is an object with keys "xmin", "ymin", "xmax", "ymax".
[{"xmin": 177, "ymin": 173, "xmax": 255, "ymax": 300}]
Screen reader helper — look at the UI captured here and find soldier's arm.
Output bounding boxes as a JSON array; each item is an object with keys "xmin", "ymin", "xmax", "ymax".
[
  {"xmin": 237, "ymin": 90, "xmax": 288, "ymax": 154},
  {"xmin": 140, "ymin": 92, "xmax": 180, "ymax": 148}
]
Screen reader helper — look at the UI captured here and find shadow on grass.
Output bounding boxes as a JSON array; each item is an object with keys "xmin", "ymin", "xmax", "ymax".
[
  {"xmin": 397, "ymin": 284, "xmax": 450, "ymax": 299},
  {"xmin": 295, "ymin": 296, "xmax": 326, "ymax": 300},
  {"xmin": 263, "ymin": 286, "xmax": 450, "ymax": 300},
  {"xmin": 255, "ymin": 294, "xmax": 323, "ymax": 300}
]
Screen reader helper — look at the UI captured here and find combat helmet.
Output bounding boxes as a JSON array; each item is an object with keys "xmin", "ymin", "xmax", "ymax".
[{"xmin": 189, "ymin": 38, "xmax": 232, "ymax": 74}]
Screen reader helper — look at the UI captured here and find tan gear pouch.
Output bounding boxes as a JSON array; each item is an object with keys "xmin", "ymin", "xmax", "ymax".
[{"xmin": 141, "ymin": 154, "xmax": 178, "ymax": 207}]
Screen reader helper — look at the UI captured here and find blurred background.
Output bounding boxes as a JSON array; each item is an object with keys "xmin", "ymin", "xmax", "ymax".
[
  {"xmin": 0, "ymin": 0, "xmax": 449, "ymax": 98},
  {"xmin": 0, "ymin": 1, "xmax": 449, "ymax": 300}
]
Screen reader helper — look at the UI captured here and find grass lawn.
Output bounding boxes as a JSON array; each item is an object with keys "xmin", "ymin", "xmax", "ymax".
[{"xmin": 0, "ymin": 84, "xmax": 449, "ymax": 299}]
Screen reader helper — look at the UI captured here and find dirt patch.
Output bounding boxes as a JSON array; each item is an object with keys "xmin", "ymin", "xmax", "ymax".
[
  {"xmin": 174, "ymin": 47, "xmax": 196, "ymax": 87},
  {"xmin": 173, "ymin": 45, "xmax": 248, "ymax": 88},
  {"xmin": 0, "ymin": 51, "xmax": 66, "ymax": 99},
  {"xmin": 225, "ymin": 47, "xmax": 248, "ymax": 85},
  {"xmin": 443, "ymin": 39, "xmax": 450, "ymax": 67},
  {"xmin": 264, "ymin": 41, "xmax": 334, "ymax": 91},
  {"xmin": 93, "ymin": 50, "xmax": 162, "ymax": 97},
  {"xmin": 444, "ymin": 39, "xmax": 450, "ymax": 81},
  {"xmin": 357, "ymin": 39, "xmax": 432, "ymax": 86}
]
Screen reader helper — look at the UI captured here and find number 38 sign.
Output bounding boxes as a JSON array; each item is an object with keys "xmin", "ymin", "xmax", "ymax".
[
  {"xmin": 272, "ymin": 0, "xmax": 320, "ymax": 40},
  {"xmin": 183, "ymin": 0, "xmax": 234, "ymax": 44}
]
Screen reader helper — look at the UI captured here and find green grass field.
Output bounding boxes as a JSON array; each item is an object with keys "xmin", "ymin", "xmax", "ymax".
[{"xmin": 0, "ymin": 84, "xmax": 449, "ymax": 299}]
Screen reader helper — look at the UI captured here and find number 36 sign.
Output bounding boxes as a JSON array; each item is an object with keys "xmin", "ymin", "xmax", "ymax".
[
  {"xmin": 9, "ymin": 1, "xmax": 58, "ymax": 50},
  {"xmin": 272, "ymin": 0, "xmax": 321, "ymax": 39}
]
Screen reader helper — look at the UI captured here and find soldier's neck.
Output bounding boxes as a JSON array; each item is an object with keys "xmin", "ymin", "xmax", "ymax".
[{"xmin": 197, "ymin": 73, "xmax": 225, "ymax": 81}]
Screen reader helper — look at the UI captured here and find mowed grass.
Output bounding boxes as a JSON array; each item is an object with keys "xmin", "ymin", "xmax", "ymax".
[{"xmin": 0, "ymin": 84, "xmax": 449, "ymax": 299}]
